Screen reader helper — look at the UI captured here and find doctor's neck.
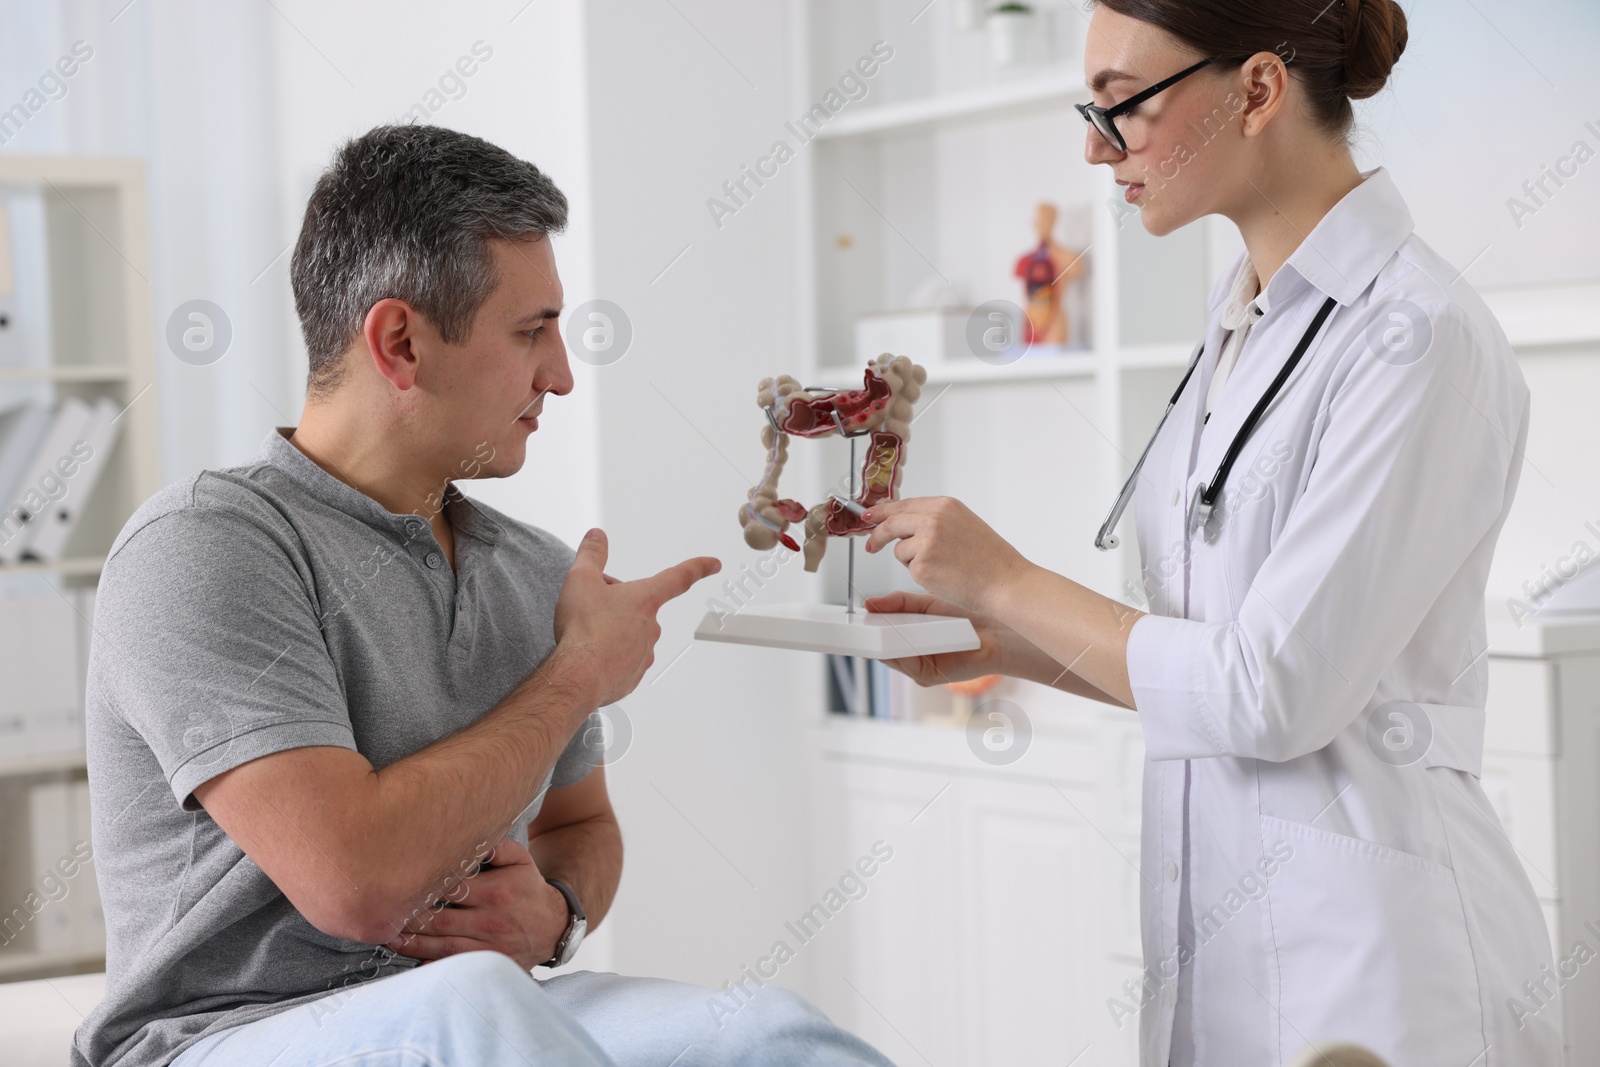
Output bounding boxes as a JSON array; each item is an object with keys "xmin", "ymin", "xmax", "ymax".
[{"xmin": 1228, "ymin": 133, "xmax": 1364, "ymax": 294}]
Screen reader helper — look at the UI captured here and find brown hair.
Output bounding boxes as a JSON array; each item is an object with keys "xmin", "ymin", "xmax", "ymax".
[{"xmin": 1094, "ymin": 0, "xmax": 1408, "ymax": 133}]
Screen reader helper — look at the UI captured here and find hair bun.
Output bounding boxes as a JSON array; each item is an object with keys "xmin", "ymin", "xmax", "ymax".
[{"xmin": 1343, "ymin": 0, "xmax": 1408, "ymax": 99}]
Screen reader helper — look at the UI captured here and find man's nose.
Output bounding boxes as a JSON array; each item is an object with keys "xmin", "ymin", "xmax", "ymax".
[{"xmin": 542, "ymin": 334, "xmax": 577, "ymax": 397}]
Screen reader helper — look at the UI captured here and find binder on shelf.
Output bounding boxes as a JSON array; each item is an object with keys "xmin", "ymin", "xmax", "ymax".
[
  {"xmin": 0, "ymin": 199, "xmax": 14, "ymax": 367},
  {"xmin": 73, "ymin": 586, "xmax": 97, "ymax": 711},
  {"xmin": 20, "ymin": 396, "xmax": 121, "ymax": 563},
  {"xmin": 0, "ymin": 702, "xmax": 25, "ymax": 765},
  {"xmin": 889, "ymin": 671, "xmax": 912, "ymax": 722},
  {"xmin": 0, "ymin": 397, "xmax": 93, "ymax": 565},
  {"xmin": 832, "ymin": 655, "xmax": 857, "ymax": 713},
  {"xmin": 0, "ymin": 198, "xmax": 12, "ymax": 294},
  {"xmin": 28, "ymin": 780, "xmax": 75, "ymax": 955},
  {"xmin": 0, "ymin": 779, "xmax": 34, "ymax": 954},
  {"xmin": 0, "ymin": 402, "xmax": 53, "ymax": 535},
  {"xmin": 69, "ymin": 780, "xmax": 103, "ymax": 954},
  {"xmin": 826, "ymin": 652, "xmax": 958, "ymax": 723},
  {"xmin": 829, "ymin": 655, "xmax": 921, "ymax": 718},
  {"xmin": 0, "ymin": 590, "xmax": 84, "ymax": 769},
  {"xmin": 19, "ymin": 781, "xmax": 100, "ymax": 958},
  {"xmin": 828, "ymin": 654, "xmax": 869, "ymax": 716},
  {"xmin": 0, "ymin": 188, "xmax": 52, "ymax": 372},
  {"xmin": 869, "ymin": 660, "xmax": 891, "ymax": 718}
]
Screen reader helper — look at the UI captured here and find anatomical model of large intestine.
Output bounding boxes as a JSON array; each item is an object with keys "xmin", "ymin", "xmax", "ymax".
[{"xmin": 740, "ymin": 354, "xmax": 927, "ymax": 573}]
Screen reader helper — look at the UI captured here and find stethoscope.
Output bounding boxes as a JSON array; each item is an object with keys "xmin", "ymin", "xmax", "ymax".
[{"xmin": 1095, "ymin": 295, "xmax": 1339, "ymax": 550}]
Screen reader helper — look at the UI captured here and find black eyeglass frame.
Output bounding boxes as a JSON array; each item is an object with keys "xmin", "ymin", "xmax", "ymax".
[{"xmin": 1076, "ymin": 54, "xmax": 1254, "ymax": 154}]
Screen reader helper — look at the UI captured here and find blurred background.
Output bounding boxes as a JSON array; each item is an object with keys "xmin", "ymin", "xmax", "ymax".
[{"xmin": 1, "ymin": 1, "xmax": 1599, "ymax": 1064}]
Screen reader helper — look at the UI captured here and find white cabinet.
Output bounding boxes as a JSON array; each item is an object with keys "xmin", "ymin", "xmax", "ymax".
[
  {"xmin": 815, "ymin": 757, "xmax": 965, "ymax": 1059},
  {"xmin": 1485, "ymin": 612, "xmax": 1600, "ymax": 1065},
  {"xmin": 807, "ymin": 611, "xmax": 1600, "ymax": 1066},
  {"xmin": 807, "ymin": 688, "xmax": 1144, "ymax": 1066},
  {"xmin": 958, "ymin": 776, "xmax": 1111, "ymax": 1065}
]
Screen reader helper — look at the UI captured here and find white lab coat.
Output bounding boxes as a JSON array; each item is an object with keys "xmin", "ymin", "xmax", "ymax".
[{"xmin": 1125, "ymin": 169, "xmax": 1562, "ymax": 1067}]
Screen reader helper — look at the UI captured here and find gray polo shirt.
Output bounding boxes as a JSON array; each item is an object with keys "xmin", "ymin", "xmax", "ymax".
[{"xmin": 72, "ymin": 428, "xmax": 603, "ymax": 1067}]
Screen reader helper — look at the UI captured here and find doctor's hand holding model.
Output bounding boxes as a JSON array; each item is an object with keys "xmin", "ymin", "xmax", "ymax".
[{"xmin": 864, "ymin": 1, "xmax": 1559, "ymax": 1064}]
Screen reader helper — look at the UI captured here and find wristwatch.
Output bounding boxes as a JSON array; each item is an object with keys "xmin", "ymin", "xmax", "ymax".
[{"xmin": 542, "ymin": 878, "xmax": 587, "ymax": 968}]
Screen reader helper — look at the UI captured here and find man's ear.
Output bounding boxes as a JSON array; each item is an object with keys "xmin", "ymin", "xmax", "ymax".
[
  {"xmin": 360, "ymin": 298, "xmax": 422, "ymax": 391},
  {"xmin": 1237, "ymin": 50, "xmax": 1290, "ymax": 138}
]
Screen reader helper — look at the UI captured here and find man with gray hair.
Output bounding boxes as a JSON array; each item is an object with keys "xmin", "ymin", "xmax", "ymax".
[{"xmin": 73, "ymin": 125, "xmax": 892, "ymax": 1067}]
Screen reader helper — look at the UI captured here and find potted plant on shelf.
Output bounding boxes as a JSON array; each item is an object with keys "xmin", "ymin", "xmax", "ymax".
[
  {"xmin": 986, "ymin": 2, "xmax": 1034, "ymax": 67},
  {"xmin": 953, "ymin": 0, "xmax": 986, "ymax": 32}
]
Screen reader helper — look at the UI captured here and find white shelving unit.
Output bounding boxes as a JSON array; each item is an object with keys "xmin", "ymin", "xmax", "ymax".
[
  {"xmin": 0, "ymin": 155, "xmax": 160, "ymax": 982},
  {"xmin": 920, "ymin": 349, "xmax": 1094, "ymax": 384},
  {"xmin": 0, "ymin": 367, "xmax": 135, "ymax": 384},
  {"xmin": 792, "ymin": 2, "xmax": 1225, "ymax": 607},
  {"xmin": 813, "ymin": 67, "xmax": 1095, "ymax": 141}
]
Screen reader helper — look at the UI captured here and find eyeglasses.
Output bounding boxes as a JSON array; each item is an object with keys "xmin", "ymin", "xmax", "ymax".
[{"xmin": 1076, "ymin": 55, "xmax": 1250, "ymax": 155}]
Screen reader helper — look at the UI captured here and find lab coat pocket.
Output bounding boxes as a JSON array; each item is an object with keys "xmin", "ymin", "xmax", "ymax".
[{"xmin": 1260, "ymin": 814, "xmax": 1486, "ymax": 1065}]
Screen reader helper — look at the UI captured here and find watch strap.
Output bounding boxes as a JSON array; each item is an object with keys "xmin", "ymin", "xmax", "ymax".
[{"xmin": 543, "ymin": 878, "xmax": 586, "ymax": 968}]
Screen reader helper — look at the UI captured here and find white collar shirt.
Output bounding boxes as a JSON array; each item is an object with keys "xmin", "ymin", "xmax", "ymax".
[{"xmin": 1203, "ymin": 259, "xmax": 1268, "ymax": 419}]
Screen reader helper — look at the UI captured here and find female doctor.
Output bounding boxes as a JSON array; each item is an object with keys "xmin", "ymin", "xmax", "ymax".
[{"xmin": 862, "ymin": 1, "xmax": 1560, "ymax": 1064}]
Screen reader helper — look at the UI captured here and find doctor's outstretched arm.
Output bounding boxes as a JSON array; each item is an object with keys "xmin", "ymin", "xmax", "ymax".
[
  {"xmin": 862, "ymin": 496, "xmax": 1143, "ymax": 708},
  {"xmin": 866, "ymin": 305, "xmax": 1513, "ymax": 760}
]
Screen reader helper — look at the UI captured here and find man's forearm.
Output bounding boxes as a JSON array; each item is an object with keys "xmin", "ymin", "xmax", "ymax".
[
  {"xmin": 529, "ymin": 814, "xmax": 623, "ymax": 929},
  {"xmin": 358, "ymin": 647, "xmax": 599, "ymax": 931}
]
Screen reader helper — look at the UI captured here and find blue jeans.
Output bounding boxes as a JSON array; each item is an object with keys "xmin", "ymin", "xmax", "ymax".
[{"xmin": 169, "ymin": 951, "xmax": 894, "ymax": 1067}]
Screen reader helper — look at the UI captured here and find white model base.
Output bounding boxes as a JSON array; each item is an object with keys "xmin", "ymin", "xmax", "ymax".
[{"xmin": 695, "ymin": 601, "xmax": 980, "ymax": 659}]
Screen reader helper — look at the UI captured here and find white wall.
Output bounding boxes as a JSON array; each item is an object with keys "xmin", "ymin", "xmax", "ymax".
[
  {"xmin": 1351, "ymin": 0, "xmax": 1600, "ymax": 291},
  {"xmin": 1347, "ymin": 1, "xmax": 1600, "ymax": 617},
  {"xmin": 264, "ymin": 0, "xmax": 603, "ymax": 549},
  {"xmin": 1489, "ymin": 343, "xmax": 1600, "ymax": 610},
  {"xmin": 579, "ymin": 0, "xmax": 829, "ymax": 995},
  {"xmin": 1347, "ymin": 1, "xmax": 1600, "ymax": 616}
]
